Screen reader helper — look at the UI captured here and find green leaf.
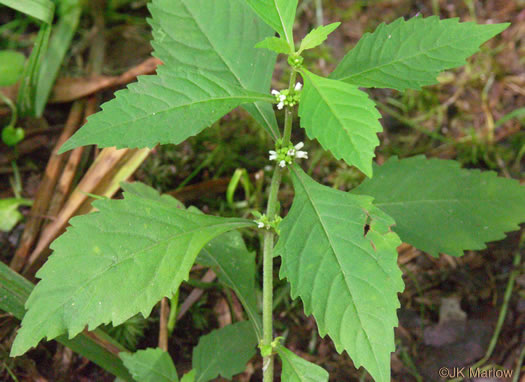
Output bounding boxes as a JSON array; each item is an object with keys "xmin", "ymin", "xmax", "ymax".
[
  {"xmin": 331, "ymin": 16, "xmax": 509, "ymax": 91},
  {"xmin": 34, "ymin": 0, "xmax": 82, "ymax": 116},
  {"xmin": 11, "ymin": 183, "xmax": 254, "ymax": 356},
  {"xmin": 276, "ymin": 345, "xmax": 329, "ymax": 382},
  {"xmin": 299, "ymin": 69, "xmax": 382, "ymax": 177},
  {"xmin": 0, "ymin": 50, "xmax": 26, "ymax": 86},
  {"xmin": 352, "ymin": 156, "xmax": 525, "ymax": 256},
  {"xmin": 148, "ymin": 0, "xmax": 280, "ymax": 139},
  {"xmin": 0, "ymin": 262, "xmax": 133, "ymax": 381},
  {"xmin": 298, "ymin": 22, "xmax": 341, "ymax": 53},
  {"xmin": 275, "ymin": 165, "xmax": 404, "ymax": 382},
  {"xmin": 119, "ymin": 181, "xmax": 184, "ymax": 209},
  {"xmin": 0, "ymin": 260, "xmax": 33, "ymax": 320},
  {"xmin": 196, "ymin": 230, "xmax": 262, "ymax": 340},
  {"xmin": 58, "ymin": 68, "xmax": 273, "ymax": 153},
  {"xmin": 180, "ymin": 370, "xmax": 196, "ymax": 382},
  {"xmin": 255, "ymin": 36, "xmax": 292, "ymax": 55},
  {"xmin": 245, "ymin": 0, "xmax": 298, "ymax": 47},
  {"xmin": 193, "ymin": 321, "xmax": 257, "ymax": 382},
  {"xmin": 0, "ymin": 0, "xmax": 55, "ymax": 24},
  {"xmin": 120, "ymin": 348, "xmax": 178, "ymax": 382},
  {"xmin": 0, "ymin": 198, "xmax": 32, "ymax": 231},
  {"xmin": 16, "ymin": 22, "xmax": 51, "ymax": 117}
]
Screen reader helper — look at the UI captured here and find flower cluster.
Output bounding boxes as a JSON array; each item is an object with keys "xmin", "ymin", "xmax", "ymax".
[
  {"xmin": 271, "ymin": 82, "xmax": 302, "ymax": 110},
  {"xmin": 254, "ymin": 213, "xmax": 282, "ymax": 234},
  {"xmin": 269, "ymin": 141, "xmax": 308, "ymax": 168},
  {"xmin": 288, "ymin": 54, "xmax": 304, "ymax": 69}
]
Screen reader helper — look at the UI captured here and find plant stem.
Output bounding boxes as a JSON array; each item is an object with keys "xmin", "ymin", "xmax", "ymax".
[
  {"xmin": 261, "ymin": 169, "xmax": 281, "ymax": 382},
  {"xmin": 282, "ymin": 71, "xmax": 297, "ymax": 146},
  {"xmin": 261, "ymin": 69, "xmax": 298, "ymax": 382}
]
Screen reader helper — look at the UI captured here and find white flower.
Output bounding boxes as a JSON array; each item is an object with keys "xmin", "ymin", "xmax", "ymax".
[
  {"xmin": 295, "ymin": 150, "xmax": 308, "ymax": 159},
  {"xmin": 257, "ymin": 221, "xmax": 265, "ymax": 228},
  {"xmin": 277, "ymin": 101, "xmax": 284, "ymax": 110},
  {"xmin": 271, "ymin": 89, "xmax": 280, "ymax": 96},
  {"xmin": 294, "ymin": 142, "xmax": 304, "ymax": 150},
  {"xmin": 279, "ymin": 160, "xmax": 286, "ymax": 168},
  {"xmin": 268, "ymin": 150, "xmax": 277, "ymax": 161},
  {"xmin": 294, "ymin": 82, "xmax": 303, "ymax": 91},
  {"xmin": 287, "ymin": 148, "xmax": 295, "ymax": 156},
  {"xmin": 279, "ymin": 94, "xmax": 286, "ymax": 102}
]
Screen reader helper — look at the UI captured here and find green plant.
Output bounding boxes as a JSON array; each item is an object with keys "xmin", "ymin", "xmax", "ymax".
[
  {"xmin": 0, "ymin": 0, "xmax": 82, "ymax": 147},
  {"xmin": 8, "ymin": 1, "xmax": 524, "ymax": 381}
]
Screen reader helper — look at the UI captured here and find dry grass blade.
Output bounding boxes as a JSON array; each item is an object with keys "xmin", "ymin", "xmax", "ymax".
[
  {"xmin": 10, "ymin": 101, "xmax": 85, "ymax": 272},
  {"xmin": 158, "ymin": 297, "xmax": 169, "ymax": 351},
  {"xmin": 22, "ymin": 147, "xmax": 151, "ymax": 277},
  {"xmin": 177, "ymin": 269, "xmax": 217, "ymax": 320},
  {"xmin": 49, "ymin": 57, "xmax": 162, "ymax": 103}
]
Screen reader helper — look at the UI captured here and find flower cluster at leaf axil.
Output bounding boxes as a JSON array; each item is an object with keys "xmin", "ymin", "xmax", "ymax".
[
  {"xmin": 253, "ymin": 212, "xmax": 282, "ymax": 234},
  {"xmin": 272, "ymin": 82, "xmax": 302, "ymax": 110},
  {"xmin": 269, "ymin": 141, "xmax": 308, "ymax": 168}
]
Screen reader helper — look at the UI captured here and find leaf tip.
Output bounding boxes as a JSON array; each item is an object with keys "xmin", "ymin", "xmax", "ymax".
[
  {"xmin": 57, "ymin": 139, "xmax": 73, "ymax": 154},
  {"xmin": 10, "ymin": 331, "xmax": 33, "ymax": 358}
]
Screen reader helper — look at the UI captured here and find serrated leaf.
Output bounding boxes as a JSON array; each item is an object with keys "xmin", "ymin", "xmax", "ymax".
[
  {"xmin": 120, "ymin": 348, "xmax": 178, "ymax": 382},
  {"xmin": 275, "ymin": 165, "xmax": 404, "ymax": 382},
  {"xmin": 352, "ymin": 156, "xmax": 525, "ymax": 256},
  {"xmin": 59, "ymin": 68, "xmax": 273, "ymax": 153},
  {"xmin": 1, "ymin": 262, "xmax": 132, "ymax": 381},
  {"xmin": 61, "ymin": 0, "xmax": 280, "ymax": 153},
  {"xmin": 299, "ymin": 69, "xmax": 382, "ymax": 177},
  {"xmin": 193, "ymin": 321, "xmax": 257, "ymax": 382},
  {"xmin": 255, "ymin": 36, "xmax": 292, "ymax": 54},
  {"xmin": 276, "ymin": 345, "xmax": 329, "ymax": 382},
  {"xmin": 298, "ymin": 22, "xmax": 341, "ymax": 53},
  {"xmin": 331, "ymin": 16, "xmax": 509, "ymax": 91},
  {"xmin": 148, "ymin": 0, "xmax": 280, "ymax": 139},
  {"xmin": 11, "ymin": 183, "xmax": 254, "ymax": 356},
  {"xmin": 245, "ymin": 0, "xmax": 298, "ymax": 47},
  {"xmin": 196, "ymin": 230, "xmax": 262, "ymax": 340},
  {"xmin": 121, "ymin": 181, "xmax": 184, "ymax": 208}
]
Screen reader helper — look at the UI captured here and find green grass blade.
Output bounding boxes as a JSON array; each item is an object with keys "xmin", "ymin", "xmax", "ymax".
[
  {"xmin": 16, "ymin": 21, "xmax": 51, "ymax": 117},
  {"xmin": 0, "ymin": 261, "xmax": 133, "ymax": 381},
  {"xmin": 495, "ymin": 107, "xmax": 525, "ymax": 127},
  {"xmin": 0, "ymin": 261, "xmax": 32, "ymax": 320},
  {"xmin": 34, "ymin": 0, "xmax": 82, "ymax": 116},
  {"xmin": 0, "ymin": 0, "xmax": 54, "ymax": 24}
]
